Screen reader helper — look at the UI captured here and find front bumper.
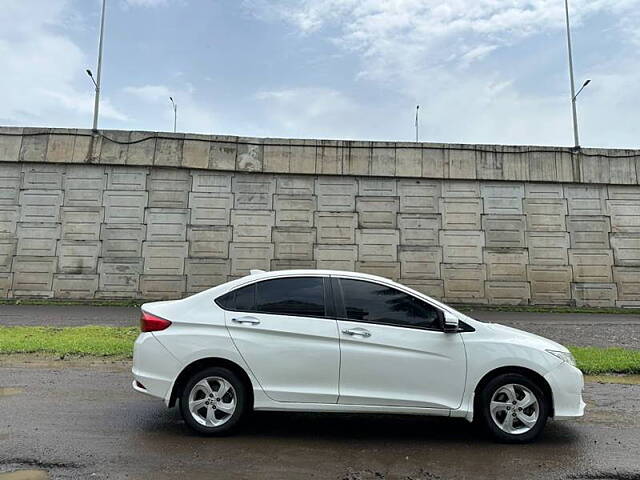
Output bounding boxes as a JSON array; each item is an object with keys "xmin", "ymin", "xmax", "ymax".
[{"xmin": 544, "ymin": 361, "xmax": 586, "ymax": 419}]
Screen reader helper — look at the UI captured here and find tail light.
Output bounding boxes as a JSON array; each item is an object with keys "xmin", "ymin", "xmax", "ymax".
[{"xmin": 140, "ymin": 311, "xmax": 172, "ymax": 332}]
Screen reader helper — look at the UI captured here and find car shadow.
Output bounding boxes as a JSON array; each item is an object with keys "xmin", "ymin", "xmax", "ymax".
[{"xmin": 135, "ymin": 404, "xmax": 580, "ymax": 446}]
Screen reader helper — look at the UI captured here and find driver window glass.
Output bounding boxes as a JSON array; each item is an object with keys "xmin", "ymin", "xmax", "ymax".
[{"xmin": 339, "ymin": 278, "xmax": 440, "ymax": 329}]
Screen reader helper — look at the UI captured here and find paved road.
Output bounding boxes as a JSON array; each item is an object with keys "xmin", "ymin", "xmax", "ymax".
[
  {"xmin": 2, "ymin": 304, "xmax": 639, "ymax": 349},
  {"xmin": 0, "ymin": 361, "xmax": 639, "ymax": 479}
]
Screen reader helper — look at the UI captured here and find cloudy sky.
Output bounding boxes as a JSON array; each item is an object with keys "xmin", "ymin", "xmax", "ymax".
[{"xmin": 1, "ymin": 0, "xmax": 639, "ymax": 147}]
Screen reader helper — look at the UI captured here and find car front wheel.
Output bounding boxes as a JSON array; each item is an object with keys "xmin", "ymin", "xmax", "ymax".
[
  {"xmin": 477, "ymin": 373, "xmax": 549, "ymax": 443},
  {"xmin": 179, "ymin": 366, "xmax": 247, "ymax": 436}
]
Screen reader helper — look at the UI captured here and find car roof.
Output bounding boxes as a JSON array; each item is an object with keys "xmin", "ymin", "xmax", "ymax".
[{"xmin": 242, "ymin": 269, "xmax": 409, "ymax": 286}]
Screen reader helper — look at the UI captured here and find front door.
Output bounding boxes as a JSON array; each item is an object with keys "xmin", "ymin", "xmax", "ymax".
[
  {"xmin": 335, "ymin": 277, "xmax": 467, "ymax": 409},
  {"xmin": 224, "ymin": 276, "xmax": 340, "ymax": 403}
]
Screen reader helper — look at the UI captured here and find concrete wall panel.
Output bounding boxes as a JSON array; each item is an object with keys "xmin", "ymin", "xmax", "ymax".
[
  {"xmin": 315, "ymin": 212, "xmax": 357, "ymax": 245},
  {"xmin": 480, "ymin": 183, "xmax": 524, "ymax": 214},
  {"xmin": 316, "ymin": 177, "xmax": 357, "ymax": 212},
  {"xmin": 526, "ymin": 231, "xmax": 569, "ymax": 265},
  {"xmin": 485, "ymin": 281, "xmax": 531, "ymax": 305},
  {"xmin": 145, "ymin": 208, "xmax": 189, "ymax": 242},
  {"xmin": 356, "ymin": 197, "xmax": 399, "ymax": 229},
  {"xmin": 568, "ymin": 249, "xmax": 614, "ymax": 282},
  {"xmin": 0, "ymin": 206, "xmax": 19, "ymax": 236},
  {"xmin": 610, "ymin": 233, "xmax": 640, "ymax": 266},
  {"xmin": 566, "ymin": 216, "xmax": 611, "ymax": 249},
  {"xmin": 61, "ymin": 207, "xmax": 103, "ymax": 240},
  {"xmin": 57, "ymin": 240, "xmax": 100, "ymax": 273},
  {"xmin": 397, "ymin": 214, "xmax": 440, "ymax": 246},
  {"xmin": 187, "ymin": 226, "xmax": 232, "ymax": 258},
  {"xmin": 482, "ymin": 215, "xmax": 526, "ymax": 248},
  {"xmin": 103, "ymin": 190, "xmax": 147, "ymax": 224},
  {"xmin": 440, "ymin": 197, "xmax": 482, "ymax": 230},
  {"xmin": 571, "ymin": 283, "xmax": 617, "ymax": 307},
  {"xmin": 19, "ymin": 190, "xmax": 63, "ymax": 223},
  {"xmin": 273, "ymin": 227, "xmax": 315, "ymax": 260},
  {"xmin": 485, "ymin": 248, "xmax": 528, "ymax": 281},
  {"xmin": 148, "ymin": 168, "xmax": 190, "ymax": 208},
  {"xmin": 527, "ymin": 265, "xmax": 572, "ymax": 304},
  {"xmin": 398, "ymin": 180, "xmax": 440, "ymax": 213},
  {"xmin": 0, "ymin": 164, "xmax": 21, "ymax": 205},
  {"xmin": 101, "ymin": 224, "xmax": 146, "ymax": 258},
  {"xmin": 440, "ymin": 230, "xmax": 484, "ymax": 263},
  {"xmin": 524, "ymin": 198, "xmax": 567, "ymax": 231},
  {"xmin": 607, "ymin": 199, "xmax": 640, "ymax": 232},
  {"xmin": 229, "ymin": 242, "xmax": 274, "ymax": 275},
  {"xmin": 53, "ymin": 274, "xmax": 99, "ymax": 299},
  {"xmin": 314, "ymin": 244, "xmax": 357, "ymax": 271},
  {"xmin": 356, "ymin": 229, "xmax": 399, "ymax": 262},
  {"xmin": 189, "ymin": 192, "xmax": 233, "ymax": 226},
  {"xmin": 185, "ymin": 258, "xmax": 229, "ymax": 293},
  {"xmin": 564, "ymin": 185, "xmax": 606, "ymax": 215},
  {"xmin": 16, "ymin": 223, "xmax": 60, "ymax": 256},
  {"xmin": 274, "ymin": 195, "xmax": 315, "ymax": 227},
  {"xmin": 1, "ymin": 132, "xmax": 639, "ymax": 304},
  {"xmin": 399, "ymin": 247, "xmax": 442, "ymax": 279},
  {"xmin": 442, "ymin": 264, "xmax": 486, "ymax": 303},
  {"xmin": 231, "ymin": 210, "xmax": 275, "ymax": 243},
  {"xmin": 142, "ymin": 242, "xmax": 188, "ymax": 275}
]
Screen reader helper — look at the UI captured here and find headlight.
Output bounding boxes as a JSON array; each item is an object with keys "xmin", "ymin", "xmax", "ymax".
[{"xmin": 546, "ymin": 349, "xmax": 576, "ymax": 367}]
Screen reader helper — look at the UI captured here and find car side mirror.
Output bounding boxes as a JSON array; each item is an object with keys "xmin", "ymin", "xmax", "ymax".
[{"xmin": 442, "ymin": 311, "xmax": 459, "ymax": 333}]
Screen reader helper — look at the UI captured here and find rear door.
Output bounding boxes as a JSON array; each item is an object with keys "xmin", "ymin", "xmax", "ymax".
[
  {"xmin": 222, "ymin": 275, "xmax": 340, "ymax": 403},
  {"xmin": 334, "ymin": 277, "xmax": 467, "ymax": 409}
]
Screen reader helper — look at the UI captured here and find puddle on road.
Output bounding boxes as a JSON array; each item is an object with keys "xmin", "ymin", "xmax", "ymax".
[
  {"xmin": 0, "ymin": 471, "xmax": 48, "ymax": 480},
  {"xmin": 0, "ymin": 388, "xmax": 23, "ymax": 397}
]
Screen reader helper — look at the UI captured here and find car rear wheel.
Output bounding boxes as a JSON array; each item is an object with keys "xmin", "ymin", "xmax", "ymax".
[
  {"xmin": 179, "ymin": 366, "xmax": 247, "ymax": 436},
  {"xmin": 477, "ymin": 373, "xmax": 549, "ymax": 443}
]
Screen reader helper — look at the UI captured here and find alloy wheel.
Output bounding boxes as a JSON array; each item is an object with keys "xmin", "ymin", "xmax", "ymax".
[
  {"xmin": 188, "ymin": 376, "xmax": 237, "ymax": 427},
  {"xmin": 489, "ymin": 383, "xmax": 539, "ymax": 435}
]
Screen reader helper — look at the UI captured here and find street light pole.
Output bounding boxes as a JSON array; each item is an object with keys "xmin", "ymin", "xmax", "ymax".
[
  {"xmin": 169, "ymin": 97, "xmax": 177, "ymax": 133},
  {"xmin": 92, "ymin": 0, "xmax": 107, "ymax": 132},
  {"xmin": 415, "ymin": 105, "xmax": 419, "ymax": 142},
  {"xmin": 564, "ymin": 0, "xmax": 579, "ymax": 149}
]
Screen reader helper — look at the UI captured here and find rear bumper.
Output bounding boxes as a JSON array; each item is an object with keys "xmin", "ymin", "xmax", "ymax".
[
  {"xmin": 544, "ymin": 361, "xmax": 586, "ymax": 419},
  {"xmin": 132, "ymin": 332, "xmax": 181, "ymax": 403}
]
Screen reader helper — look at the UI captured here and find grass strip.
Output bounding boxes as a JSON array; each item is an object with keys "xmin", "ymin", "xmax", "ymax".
[
  {"xmin": 569, "ymin": 346, "xmax": 640, "ymax": 375},
  {"xmin": 1, "ymin": 327, "xmax": 639, "ymax": 375},
  {"xmin": 458, "ymin": 304, "xmax": 638, "ymax": 315},
  {"xmin": 0, "ymin": 326, "xmax": 138, "ymax": 358},
  {"xmin": 0, "ymin": 299, "xmax": 142, "ymax": 307}
]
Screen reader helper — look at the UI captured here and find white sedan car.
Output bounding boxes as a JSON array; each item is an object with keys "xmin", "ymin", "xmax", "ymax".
[{"xmin": 132, "ymin": 269, "xmax": 585, "ymax": 443}]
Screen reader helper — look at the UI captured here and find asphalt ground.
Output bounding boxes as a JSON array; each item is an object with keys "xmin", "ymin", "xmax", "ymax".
[
  {"xmin": 2, "ymin": 304, "xmax": 639, "ymax": 349},
  {"xmin": 1, "ymin": 359, "xmax": 639, "ymax": 479}
]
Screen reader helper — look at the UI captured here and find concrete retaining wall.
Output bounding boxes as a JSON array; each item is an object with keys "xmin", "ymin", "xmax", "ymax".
[{"xmin": 1, "ymin": 127, "xmax": 639, "ymax": 306}]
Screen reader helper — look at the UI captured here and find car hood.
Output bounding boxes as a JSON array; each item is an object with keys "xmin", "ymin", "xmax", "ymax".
[{"xmin": 485, "ymin": 323, "xmax": 569, "ymax": 353}]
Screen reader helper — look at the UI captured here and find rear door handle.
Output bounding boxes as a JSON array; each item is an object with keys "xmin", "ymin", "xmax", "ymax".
[
  {"xmin": 232, "ymin": 317, "xmax": 261, "ymax": 326},
  {"xmin": 341, "ymin": 328, "xmax": 371, "ymax": 338}
]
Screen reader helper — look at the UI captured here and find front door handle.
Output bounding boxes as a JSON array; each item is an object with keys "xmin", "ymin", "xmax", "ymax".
[
  {"xmin": 342, "ymin": 328, "xmax": 371, "ymax": 338},
  {"xmin": 232, "ymin": 317, "xmax": 261, "ymax": 325}
]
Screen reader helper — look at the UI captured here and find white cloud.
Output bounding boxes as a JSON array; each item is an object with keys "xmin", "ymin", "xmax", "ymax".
[
  {"xmin": 0, "ymin": 0, "xmax": 127, "ymax": 128},
  {"xmin": 246, "ymin": 0, "xmax": 640, "ymax": 147},
  {"xmin": 121, "ymin": 0, "xmax": 170, "ymax": 7},
  {"xmin": 123, "ymin": 83, "xmax": 216, "ymax": 134},
  {"xmin": 460, "ymin": 44, "xmax": 498, "ymax": 65},
  {"xmin": 254, "ymin": 87, "xmax": 375, "ymax": 139}
]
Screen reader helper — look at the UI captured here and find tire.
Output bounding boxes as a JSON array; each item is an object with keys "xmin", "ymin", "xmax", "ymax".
[
  {"xmin": 179, "ymin": 366, "xmax": 247, "ymax": 436},
  {"xmin": 476, "ymin": 373, "xmax": 549, "ymax": 443}
]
